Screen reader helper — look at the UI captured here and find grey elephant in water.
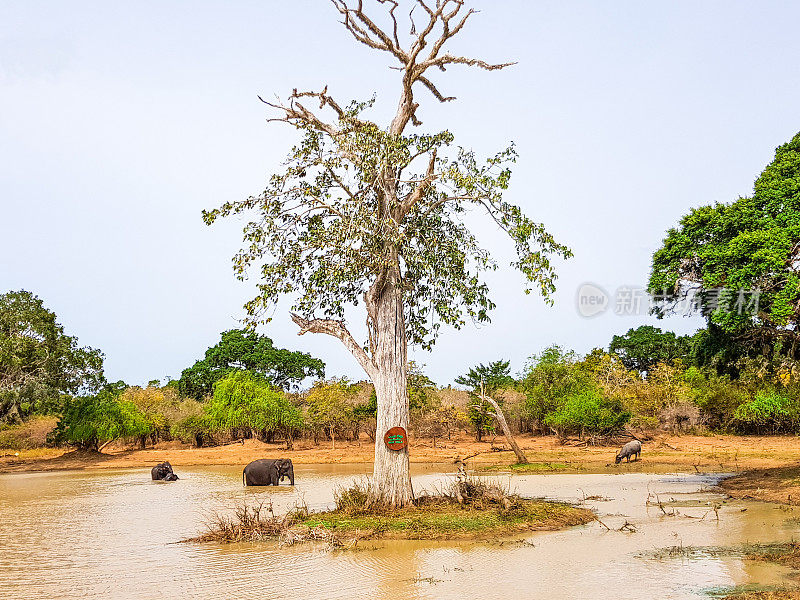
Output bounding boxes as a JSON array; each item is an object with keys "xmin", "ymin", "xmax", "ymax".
[
  {"xmin": 151, "ymin": 461, "xmax": 179, "ymax": 481},
  {"xmin": 243, "ymin": 458, "xmax": 294, "ymax": 486},
  {"xmin": 615, "ymin": 440, "xmax": 642, "ymax": 464}
]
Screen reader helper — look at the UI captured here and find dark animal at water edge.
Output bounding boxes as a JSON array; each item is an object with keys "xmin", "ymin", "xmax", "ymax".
[
  {"xmin": 615, "ymin": 440, "xmax": 642, "ymax": 464},
  {"xmin": 243, "ymin": 458, "xmax": 294, "ymax": 486},
  {"xmin": 151, "ymin": 461, "xmax": 179, "ymax": 481}
]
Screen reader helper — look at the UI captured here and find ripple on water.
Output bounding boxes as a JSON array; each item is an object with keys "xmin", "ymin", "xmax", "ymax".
[{"xmin": 0, "ymin": 466, "xmax": 798, "ymax": 599}]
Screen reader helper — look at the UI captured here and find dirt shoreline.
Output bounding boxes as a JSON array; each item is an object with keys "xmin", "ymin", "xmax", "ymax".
[{"xmin": 3, "ymin": 433, "xmax": 800, "ymax": 476}]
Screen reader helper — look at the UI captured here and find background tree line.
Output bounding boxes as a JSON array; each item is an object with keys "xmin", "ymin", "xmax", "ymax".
[
  {"xmin": 3, "ymin": 132, "xmax": 800, "ymax": 450},
  {"xmin": 3, "ymin": 290, "xmax": 800, "ymax": 452}
]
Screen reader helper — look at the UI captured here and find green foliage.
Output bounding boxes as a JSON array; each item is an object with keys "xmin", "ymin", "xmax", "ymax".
[
  {"xmin": 455, "ymin": 360, "xmax": 514, "ymax": 440},
  {"xmin": 119, "ymin": 385, "xmax": 206, "ymax": 445},
  {"xmin": 518, "ymin": 346, "xmax": 594, "ymax": 430},
  {"xmin": 543, "ymin": 388, "xmax": 630, "ymax": 438},
  {"xmin": 407, "ymin": 361, "xmax": 438, "ymax": 412},
  {"xmin": 177, "ymin": 329, "xmax": 325, "ymax": 399},
  {"xmin": 733, "ymin": 390, "xmax": 800, "ymax": 434},
  {"xmin": 353, "ymin": 387, "xmax": 378, "ymax": 419},
  {"xmin": 649, "ymin": 132, "xmax": 800, "ymax": 357},
  {"xmin": 683, "ymin": 367, "xmax": 747, "ymax": 430},
  {"xmin": 50, "ymin": 385, "xmax": 151, "ymax": 450},
  {"xmin": 207, "ymin": 371, "xmax": 303, "ymax": 439},
  {"xmin": 171, "ymin": 413, "xmax": 213, "ymax": 447},
  {"xmin": 609, "ymin": 325, "xmax": 693, "ymax": 373},
  {"xmin": 0, "ymin": 290, "xmax": 105, "ymax": 424},
  {"xmin": 305, "ymin": 379, "xmax": 359, "ymax": 445},
  {"xmin": 202, "ymin": 99, "xmax": 570, "ymax": 350}
]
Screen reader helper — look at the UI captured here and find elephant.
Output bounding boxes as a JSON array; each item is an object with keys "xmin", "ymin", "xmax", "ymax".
[
  {"xmin": 243, "ymin": 458, "xmax": 294, "ymax": 486},
  {"xmin": 151, "ymin": 461, "xmax": 179, "ymax": 481}
]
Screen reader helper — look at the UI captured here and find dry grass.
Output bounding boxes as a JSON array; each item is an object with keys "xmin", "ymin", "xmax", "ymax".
[
  {"xmin": 189, "ymin": 476, "xmax": 594, "ymax": 546},
  {"xmin": 720, "ymin": 466, "xmax": 800, "ymax": 506},
  {"xmin": 6, "ymin": 433, "xmax": 800, "ymax": 474},
  {"xmin": 0, "ymin": 416, "xmax": 58, "ymax": 450},
  {"xmin": 723, "ymin": 592, "xmax": 800, "ymax": 599},
  {"xmin": 745, "ymin": 542, "xmax": 800, "ymax": 570}
]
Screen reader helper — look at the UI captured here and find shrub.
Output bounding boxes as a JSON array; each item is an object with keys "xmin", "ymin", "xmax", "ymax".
[
  {"xmin": 543, "ymin": 388, "xmax": 630, "ymax": 439},
  {"xmin": 684, "ymin": 367, "xmax": 746, "ymax": 431},
  {"xmin": 208, "ymin": 371, "xmax": 303, "ymax": 446},
  {"xmin": 0, "ymin": 415, "xmax": 58, "ymax": 449},
  {"xmin": 518, "ymin": 346, "xmax": 595, "ymax": 432},
  {"xmin": 733, "ymin": 390, "xmax": 800, "ymax": 434},
  {"xmin": 49, "ymin": 388, "xmax": 152, "ymax": 450},
  {"xmin": 119, "ymin": 384, "xmax": 202, "ymax": 447},
  {"xmin": 172, "ymin": 413, "xmax": 213, "ymax": 447},
  {"xmin": 304, "ymin": 379, "xmax": 359, "ymax": 448}
]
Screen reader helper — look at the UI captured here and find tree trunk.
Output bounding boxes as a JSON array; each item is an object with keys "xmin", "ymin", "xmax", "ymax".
[
  {"xmin": 370, "ymin": 283, "xmax": 413, "ymax": 507},
  {"xmin": 480, "ymin": 394, "xmax": 528, "ymax": 465}
]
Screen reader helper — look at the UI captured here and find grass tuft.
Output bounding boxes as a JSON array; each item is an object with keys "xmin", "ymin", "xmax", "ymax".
[{"xmin": 190, "ymin": 475, "xmax": 594, "ymax": 546}]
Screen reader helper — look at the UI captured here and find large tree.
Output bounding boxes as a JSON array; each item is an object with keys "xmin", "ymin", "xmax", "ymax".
[
  {"xmin": 177, "ymin": 329, "xmax": 325, "ymax": 399},
  {"xmin": 204, "ymin": 1, "xmax": 569, "ymax": 506},
  {"xmin": 609, "ymin": 325, "xmax": 693, "ymax": 374},
  {"xmin": 649, "ymin": 132, "xmax": 800, "ymax": 359},
  {"xmin": 0, "ymin": 290, "xmax": 105, "ymax": 424}
]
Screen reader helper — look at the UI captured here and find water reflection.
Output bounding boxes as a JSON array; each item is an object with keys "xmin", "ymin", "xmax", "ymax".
[{"xmin": 0, "ymin": 466, "xmax": 798, "ymax": 599}]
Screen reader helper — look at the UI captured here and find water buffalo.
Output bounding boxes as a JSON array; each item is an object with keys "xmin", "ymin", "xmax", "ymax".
[
  {"xmin": 243, "ymin": 458, "xmax": 294, "ymax": 486},
  {"xmin": 615, "ymin": 440, "xmax": 642, "ymax": 464},
  {"xmin": 151, "ymin": 461, "xmax": 179, "ymax": 481}
]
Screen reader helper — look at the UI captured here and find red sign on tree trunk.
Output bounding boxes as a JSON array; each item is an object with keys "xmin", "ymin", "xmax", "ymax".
[{"xmin": 383, "ymin": 426, "xmax": 407, "ymax": 451}]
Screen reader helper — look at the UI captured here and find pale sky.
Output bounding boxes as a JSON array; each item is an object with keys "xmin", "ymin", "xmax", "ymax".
[{"xmin": 2, "ymin": 1, "xmax": 799, "ymax": 387}]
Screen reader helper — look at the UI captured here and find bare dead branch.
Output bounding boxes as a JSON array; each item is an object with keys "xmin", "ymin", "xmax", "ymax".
[
  {"xmin": 424, "ymin": 53, "xmax": 516, "ymax": 72},
  {"xmin": 328, "ymin": 0, "xmax": 513, "ymax": 132},
  {"xmin": 416, "ymin": 74, "xmax": 456, "ymax": 102}
]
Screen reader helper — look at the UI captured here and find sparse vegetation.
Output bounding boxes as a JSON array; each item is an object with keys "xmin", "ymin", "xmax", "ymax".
[{"xmin": 190, "ymin": 476, "xmax": 593, "ymax": 545}]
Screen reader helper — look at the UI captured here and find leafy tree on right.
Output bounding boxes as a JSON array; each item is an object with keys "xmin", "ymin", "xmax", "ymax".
[{"xmin": 649, "ymin": 132, "xmax": 800, "ymax": 362}]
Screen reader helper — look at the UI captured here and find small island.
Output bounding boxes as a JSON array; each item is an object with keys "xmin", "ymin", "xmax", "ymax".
[{"xmin": 191, "ymin": 478, "xmax": 594, "ymax": 545}]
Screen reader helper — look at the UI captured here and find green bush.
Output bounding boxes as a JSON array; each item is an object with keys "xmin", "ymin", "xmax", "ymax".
[
  {"xmin": 305, "ymin": 379, "xmax": 359, "ymax": 448},
  {"xmin": 543, "ymin": 388, "xmax": 630, "ymax": 438},
  {"xmin": 733, "ymin": 390, "xmax": 799, "ymax": 434},
  {"xmin": 519, "ymin": 346, "xmax": 595, "ymax": 431},
  {"xmin": 207, "ymin": 371, "xmax": 303, "ymax": 445},
  {"xmin": 684, "ymin": 367, "xmax": 746, "ymax": 431},
  {"xmin": 49, "ymin": 388, "xmax": 152, "ymax": 450},
  {"xmin": 172, "ymin": 413, "xmax": 213, "ymax": 447}
]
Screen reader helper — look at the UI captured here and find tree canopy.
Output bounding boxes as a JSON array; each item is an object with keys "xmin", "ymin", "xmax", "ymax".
[
  {"xmin": 49, "ymin": 385, "xmax": 151, "ymax": 451},
  {"xmin": 0, "ymin": 290, "xmax": 105, "ymax": 424},
  {"xmin": 649, "ymin": 132, "xmax": 800, "ymax": 357},
  {"xmin": 609, "ymin": 325, "xmax": 693, "ymax": 373},
  {"xmin": 206, "ymin": 370, "xmax": 303, "ymax": 443},
  {"xmin": 177, "ymin": 329, "xmax": 325, "ymax": 399}
]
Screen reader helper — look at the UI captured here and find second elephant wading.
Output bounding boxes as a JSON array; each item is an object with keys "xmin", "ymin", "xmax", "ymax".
[{"xmin": 243, "ymin": 458, "xmax": 295, "ymax": 486}]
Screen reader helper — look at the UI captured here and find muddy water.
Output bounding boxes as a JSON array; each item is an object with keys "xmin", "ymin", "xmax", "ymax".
[{"xmin": 1, "ymin": 465, "xmax": 798, "ymax": 600}]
